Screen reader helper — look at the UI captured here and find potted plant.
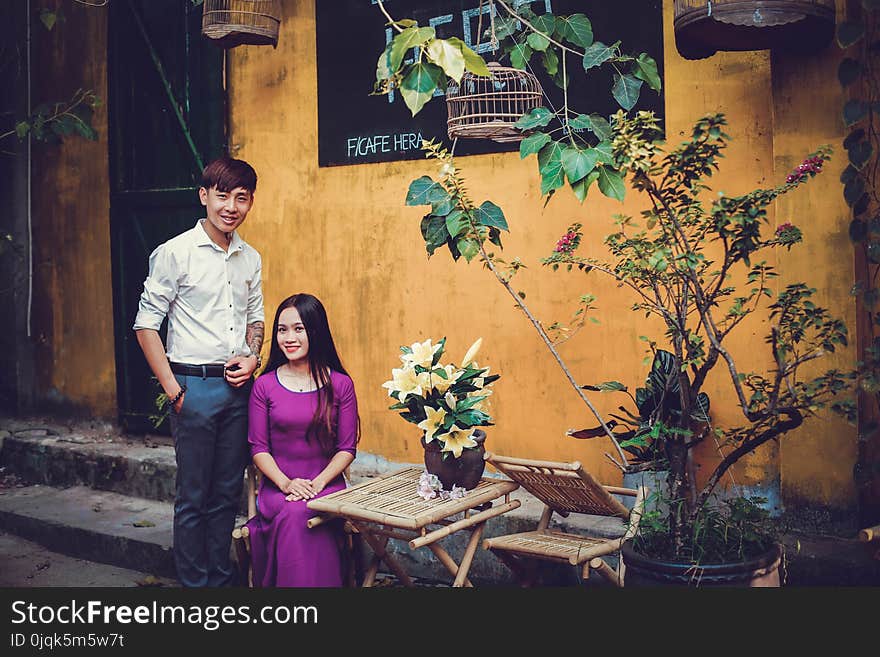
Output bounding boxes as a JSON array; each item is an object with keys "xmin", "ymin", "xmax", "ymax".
[
  {"xmin": 382, "ymin": 337, "xmax": 500, "ymax": 492},
  {"xmin": 545, "ymin": 110, "xmax": 854, "ymax": 584}
]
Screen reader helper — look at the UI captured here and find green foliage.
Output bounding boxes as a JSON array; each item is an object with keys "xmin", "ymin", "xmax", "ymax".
[
  {"xmin": 837, "ymin": 3, "xmax": 880, "ymax": 445},
  {"xmin": 373, "ymin": 4, "xmax": 662, "ymax": 204},
  {"xmin": 2, "ymin": 88, "xmax": 101, "ymax": 147},
  {"xmin": 633, "ymin": 495, "xmax": 779, "ymax": 564}
]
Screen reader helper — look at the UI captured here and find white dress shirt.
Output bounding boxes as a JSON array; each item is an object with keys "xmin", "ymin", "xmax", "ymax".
[{"xmin": 132, "ymin": 219, "xmax": 264, "ymax": 365}]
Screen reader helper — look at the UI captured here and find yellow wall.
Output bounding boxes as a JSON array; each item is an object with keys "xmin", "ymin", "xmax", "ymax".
[
  {"xmin": 32, "ymin": 0, "xmax": 116, "ymax": 416},
  {"xmin": 31, "ymin": 1, "xmax": 855, "ymax": 510},
  {"xmin": 227, "ymin": 0, "xmax": 857, "ymax": 509}
]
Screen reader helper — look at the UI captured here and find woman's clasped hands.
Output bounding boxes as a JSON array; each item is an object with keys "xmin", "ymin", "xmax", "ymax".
[{"xmin": 282, "ymin": 477, "xmax": 326, "ymax": 501}]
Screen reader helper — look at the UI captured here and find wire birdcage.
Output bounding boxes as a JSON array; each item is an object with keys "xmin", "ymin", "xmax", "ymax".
[
  {"xmin": 674, "ymin": 0, "xmax": 835, "ymax": 60},
  {"xmin": 201, "ymin": 0, "xmax": 281, "ymax": 49},
  {"xmin": 446, "ymin": 62, "xmax": 543, "ymax": 143}
]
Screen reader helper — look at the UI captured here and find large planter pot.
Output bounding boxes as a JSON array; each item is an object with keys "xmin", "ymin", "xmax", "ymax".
[
  {"xmin": 421, "ymin": 429, "xmax": 486, "ymax": 491},
  {"xmin": 621, "ymin": 540, "xmax": 782, "ymax": 587}
]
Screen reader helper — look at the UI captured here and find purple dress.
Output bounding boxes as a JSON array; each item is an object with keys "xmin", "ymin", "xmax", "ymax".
[{"xmin": 245, "ymin": 369, "xmax": 358, "ymax": 587}]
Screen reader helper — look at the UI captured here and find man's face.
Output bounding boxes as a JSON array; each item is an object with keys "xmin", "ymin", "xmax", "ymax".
[{"xmin": 199, "ymin": 185, "xmax": 254, "ymax": 237}]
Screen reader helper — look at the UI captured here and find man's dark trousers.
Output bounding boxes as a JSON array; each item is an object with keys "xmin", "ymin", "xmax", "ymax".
[{"xmin": 170, "ymin": 372, "xmax": 251, "ymax": 587}]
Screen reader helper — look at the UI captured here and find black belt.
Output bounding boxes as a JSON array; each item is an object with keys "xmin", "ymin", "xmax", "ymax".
[{"xmin": 170, "ymin": 362, "xmax": 227, "ymax": 378}]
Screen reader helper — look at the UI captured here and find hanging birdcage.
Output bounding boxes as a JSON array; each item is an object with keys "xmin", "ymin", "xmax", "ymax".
[
  {"xmin": 674, "ymin": 1, "xmax": 835, "ymax": 60},
  {"xmin": 445, "ymin": 62, "xmax": 543, "ymax": 143},
  {"xmin": 201, "ymin": 0, "xmax": 281, "ymax": 49}
]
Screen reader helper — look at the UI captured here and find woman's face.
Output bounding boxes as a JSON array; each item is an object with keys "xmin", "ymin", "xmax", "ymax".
[{"xmin": 276, "ymin": 306, "xmax": 309, "ymax": 364}]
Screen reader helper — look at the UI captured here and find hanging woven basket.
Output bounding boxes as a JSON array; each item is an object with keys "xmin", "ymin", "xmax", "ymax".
[
  {"xmin": 201, "ymin": 0, "xmax": 281, "ymax": 49},
  {"xmin": 446, "ymin": 62, "xmax": 543, "ymax": 143},
  {"xmin": 674, "ymin": 0, "xmax": 835, "ymax": 60}
]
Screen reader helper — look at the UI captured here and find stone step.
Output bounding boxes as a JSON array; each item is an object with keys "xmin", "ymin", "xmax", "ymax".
[
  {"xmin": 1, "ymin": 428, "xmax": 176, "ymax": 503},
  {"xmin": 0, "ymin": 484, "xmax": 177, "ymax": 579}
]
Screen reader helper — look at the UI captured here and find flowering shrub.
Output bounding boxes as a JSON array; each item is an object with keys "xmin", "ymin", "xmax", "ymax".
[{"xmin": 382, "ymin": 337, "xmax": 499, "ymax": 458}]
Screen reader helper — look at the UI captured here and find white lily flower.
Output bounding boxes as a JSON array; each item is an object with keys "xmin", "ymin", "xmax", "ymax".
[
  {"xmin": 439, "ymin": 427, "xmax": 478, "ymax": 458},
  {"xmin": 401, "ymin": 339, "xmax": 441, "ymax": 369},
  {"xmin": 417, "ymin": 406, "xmax": 447, "ymax": 443},
  {"xmin": 444, "ymin": 391, "xmax": 457, "ymax": 410},
  {"xmin": 381, "ymin": 366, "xmax": 430, "ymax": 401}
]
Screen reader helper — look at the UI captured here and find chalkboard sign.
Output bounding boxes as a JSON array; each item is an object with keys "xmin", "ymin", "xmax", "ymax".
[{"xmin": 316, "ymin": 0, "xmax": 664, "ymax": 167}]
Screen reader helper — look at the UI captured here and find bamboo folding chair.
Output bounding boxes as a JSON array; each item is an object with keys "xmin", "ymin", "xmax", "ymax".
[
  {"xmin": 482, "ymin": 453, "xmax": 646, "ymax": 587},
  {"xmin": 231, "ymin": 465, "xmax": 362, "ymax": 587}
]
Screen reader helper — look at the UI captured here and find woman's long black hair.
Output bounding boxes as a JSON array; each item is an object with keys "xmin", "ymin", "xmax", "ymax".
[{"xmin": 262, "ymin": 293, "xmax": 359, "ymax": 456}]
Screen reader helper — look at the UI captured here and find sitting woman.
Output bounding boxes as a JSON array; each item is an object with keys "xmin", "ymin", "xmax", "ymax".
[{"xmin": 246, "ymin": 292, "xmax": 359, "ymax": 587}]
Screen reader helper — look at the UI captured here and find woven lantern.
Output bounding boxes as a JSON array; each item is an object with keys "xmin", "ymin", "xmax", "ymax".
[
  {"xmin": 446, "ymin": 62, "xmax": 543, "ymax": 143},
  {"xmin": 674, "ymin": 0, "xmax": 835, "ymax": 60},
  {"xmin": 201, "ymin": 0, "xmax": 281, "ymax": 49}
]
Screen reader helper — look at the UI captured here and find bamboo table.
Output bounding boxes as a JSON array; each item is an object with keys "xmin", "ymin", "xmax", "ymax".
[{"xmin": 306, "ymin": 467, "xmax": 520, "ymax": 587}]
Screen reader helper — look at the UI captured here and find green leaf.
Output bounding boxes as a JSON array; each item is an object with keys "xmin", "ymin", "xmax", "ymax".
[
  {"xmin": 597, "ymin": 167, "xmax": 626, "ymax": 201},
  {"xmin": 844, "ymin": 100, "xmax": 869, "ymax": 127},
  {"xmin": 570, "ymin": 170, "xmax": 600, "ymax": 203},
  {"xmin": 569, "ymin": 114, "xmax": 592, "ymax": 130},
  {"xmin": 837, "ymin": 21, "xmax": 866, "ymax": 48},
  {"xmin": 526, "ymin": 32, "xmax": 550, "ymax": 52},
  {"xmin": 538, "ymin": 141, "xmax": 566, "ymax": 195},
  {"xmin": 840, "ymin": 164, "xmax": 859, "ymax": 184},
  {"xmin": 541, "ymin": 48, "xmax": 559, "ymax": 76},
  {"xmin": 390, "ymin": 26, "xmax": 436, "ymax": 72},
  {"xmin": 446, "ymin": 37, "xmax": 491, "ymax": 77},
  {"xmin": 445, "ymin": 209, "xmax": 469, "ymax": 238},
  {"xmin": 519, "ymin": 132, "xmax": 551, "ymax": 159},
  {"xmin": 598, "ymin": 381, "xmax": 628, "ymax": 392},
  {"xmin": 588, "ymin": 115, "xmax": 612, "ymax": 141},
  {"xmin": 612, "ymin": 73, "xmax": 643, "ymax": 111},
  {"xmin": 515, "ymin": 106, "xmax": 553, "ymax": 130},
  {"xmin": 39, "ymin": 9, "xmax": 57, "ymax": 31},
  {"xmin": 633, "ymin": 53, "xmax": 662, "ymax": 92},
  {"xmin": 558, "ymin": 14, "xmax": 593, "ymax": 48},
  {"xmin": 426, "ymin": 39, "xmax": 466, "ymax": 83},
  {"xmin": 839, "ymin": 58, "xmax": 862, "ymax": 87},
  {"xmin": 421, "ymin": 215, "xmax": 450, "ymax": 255},
  {"xmin": 593, "ymin": 140, "xmax": 614, "ymax": 164},
  {"xmin": 400, "ymin": 62, "xmax": 443, "ymax": 116},
  {"xmin": 532, "ymin": 14, "xmax": 557, "ymax": 36},
  {"xmin": 457, "ymin": 237, "xmax": 480, "ymax": 262},
  {"xmin": 406, "ymin": 176, "xmax": 443, "ymax": 206},
  {"xmin": 431, "ymin": 194, "xmax": 455, "ymax": 216},
  {"xmin": 474, "ymin": 201, "xmax": 509, "ymax": 231},
  {"xmin": 561, "ymin": 146, "xmax": 598, "ymax": 183},
  {"xmin": 851, "ymin": 218, "xmax": 868, "ymax": 243},
  {"xmin": 582, "ymin": 41, "xmax": 614, "ymax": 70},
  {"xmin": 510, "ymin": 42, "xmax": 533, "ymax": 70},
  {"xmin": 844, "ymin": 128, "xmax": 866, "ymax": 150},
  {"xmin": 845, "ymin": 176, "xmax": 866, "ymax": 206},
  {"xmin": 376, "ymin": 43, "xmax": 393, "ymax": 82},
  {"xmin": 850, "ymin": 140, "xmax": 873, "ymax": 170},
  {"xmin": 14, "ymin": 121, "xmax": 29, "ymax": 139}
]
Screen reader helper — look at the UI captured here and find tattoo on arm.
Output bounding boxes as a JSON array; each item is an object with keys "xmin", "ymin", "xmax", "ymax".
[{"xmin": 246, "ymin": 321, "xmax": 265, "ymax": 359}]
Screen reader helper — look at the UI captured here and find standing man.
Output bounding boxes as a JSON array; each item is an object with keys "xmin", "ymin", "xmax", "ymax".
[{"xmin": 133, "ymin": 157, "xmax": 264, "ymax": 587}]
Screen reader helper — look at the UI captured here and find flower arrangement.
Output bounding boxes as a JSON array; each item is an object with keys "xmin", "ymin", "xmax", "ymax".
[{"xmin": 382, "ymin": 337, "xmax": 499, "ymax": 458}]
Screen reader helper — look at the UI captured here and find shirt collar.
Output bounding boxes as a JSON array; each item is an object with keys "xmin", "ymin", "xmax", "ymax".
[{"xmin": 194, "ymin": 219, "xmax": 245, "ymax": 253}]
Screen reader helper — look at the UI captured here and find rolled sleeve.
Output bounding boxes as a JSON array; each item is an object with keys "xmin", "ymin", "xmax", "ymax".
[
  {"xmin": 132, "ymin": 244, "xmax": 178, "ymax": 331},
  {"xmin": 246, "ymin": 254, "xmax": 264, "ymax": 325}
]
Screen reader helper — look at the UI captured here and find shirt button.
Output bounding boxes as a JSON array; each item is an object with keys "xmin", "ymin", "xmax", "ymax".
[{"xmin": 227, "ymin": 280, "xmax": 231, "ymax": 284}]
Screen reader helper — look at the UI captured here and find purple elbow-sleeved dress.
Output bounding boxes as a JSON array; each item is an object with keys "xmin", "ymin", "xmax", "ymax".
[{"xmin": 245, "ymin": 369, "xmax": 358, "ymax": 587}]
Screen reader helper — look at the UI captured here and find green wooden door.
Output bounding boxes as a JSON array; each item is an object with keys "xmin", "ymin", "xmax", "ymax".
[{"xmin": 109, "ymin": 0, "xmax": 226, "ymax": 433}]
